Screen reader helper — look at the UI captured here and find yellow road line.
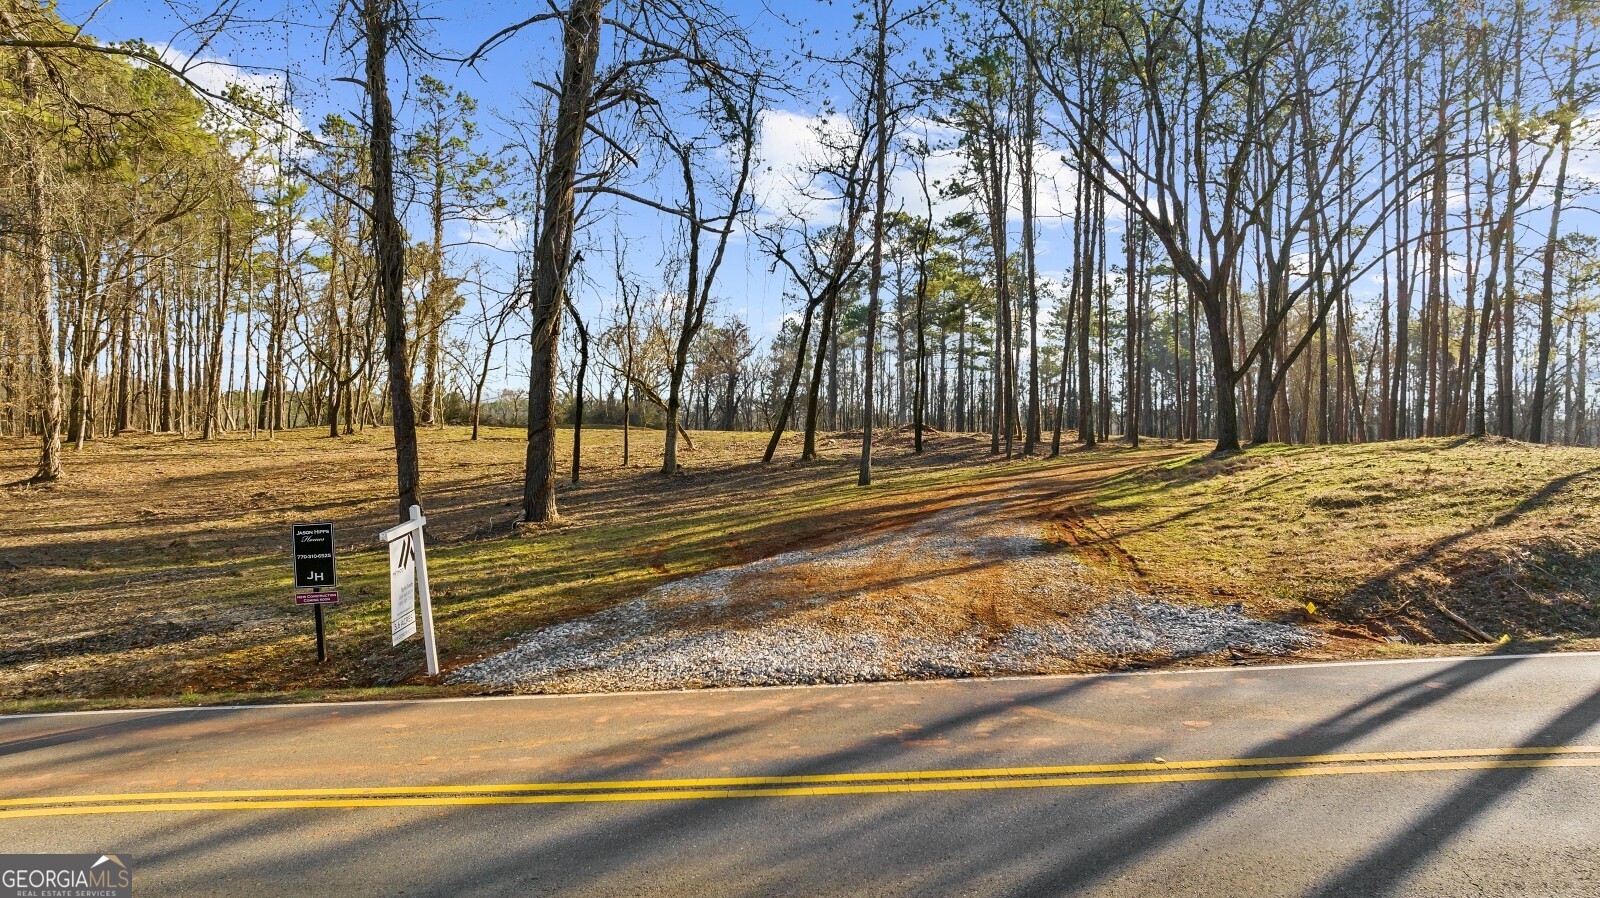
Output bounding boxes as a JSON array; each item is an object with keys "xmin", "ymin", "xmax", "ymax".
[
  {"xmin": 3, "ymin": 753, "xmax": 1598, "ymax": 819},
  {"xmin": 2, "ymin": 744, "xmax": 1594, "ymax": 807},
  {"xmin": 4, "ymin": 746, "xmax": 1596, "ymax": 807}
]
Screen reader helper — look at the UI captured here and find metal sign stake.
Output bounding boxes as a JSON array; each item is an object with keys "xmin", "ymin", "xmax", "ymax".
[
  {"xmin": 314, "ymin": 603, "xmax": 326, "ymax": 663},
  {"xmin": 412, "ymin": 512, "xmax": 438, "ymax": 676}
]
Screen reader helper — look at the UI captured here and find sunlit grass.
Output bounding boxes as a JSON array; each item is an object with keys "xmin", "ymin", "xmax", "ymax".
[
  {"xmin": 0, "ymin": 424, "xmax": 1027, "ymax": 702},
  {"xmin": 1091, "ymin": 437, "xmax": 1600, "ymax": 637}
]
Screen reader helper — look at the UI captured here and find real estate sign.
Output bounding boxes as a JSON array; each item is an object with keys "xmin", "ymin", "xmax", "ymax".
[
  {"xmin": 291, "ymin": 522, "xmax": 336, "ymax": 588},
  {"xmin": 389, "ymin": 534, "xmax": 417, "ymax": 645},
  {"xmin": 378, "ymin": 505, "xmax": 438, "ymax": 675}
]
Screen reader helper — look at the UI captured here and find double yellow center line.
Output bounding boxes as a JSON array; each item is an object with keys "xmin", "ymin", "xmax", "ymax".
[{"xmin": 5, "ymin": 746, "xmax": 1597, "ymax": 818}]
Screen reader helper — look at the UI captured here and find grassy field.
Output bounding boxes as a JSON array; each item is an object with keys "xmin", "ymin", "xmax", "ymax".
[
  {"xmin": 1087, "ymin": 437, "xmax": 1600, "ymax": 644},
  {"xmin": 3, "ymin": 425, "xmax": 1597, "ymax": 711},
  {"xmin": 0, "ymin": 424, "xmax": 1039, "ymax": 710}
]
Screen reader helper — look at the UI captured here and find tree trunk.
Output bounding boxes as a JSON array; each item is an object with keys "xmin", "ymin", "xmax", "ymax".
[
  {"xmin": 1021, "ymin": 59, "xmax": 1042, "ymax": 453},
  {"xmin": 802, "ymin": 288, "xmax": 838, "ymax": 460},
  {"xmin": 567, "ymin": 297, "xmax": 589, "ymax": 483},
  {"xmin": 1204, "ymin": 296, "xmax": 1242, "ymax": 453},
  {"xmin": 18, "ymin": 39, "xmax": 61, "ymax": 481},
  {"xmin": 365, "ymin": 0, "xmax": 423, "ymax": 520},
  {"xmin": 859, "ymin": 1, "xmax": 890, "ymax": 486},
  {"xmin": 1531, "ymin": 77, "xmax": 1575, "ymax": 442},
  {"xmin": 1078, "ymin": 153, "xmax": 1096, "ymax": 447},
  {"xmin": 202, "ymin": 220, "xmax": 230, "ymax": 439},
  {"xmin": 522, "ymin": 0, "xmax": 602, "ymax": 521}
]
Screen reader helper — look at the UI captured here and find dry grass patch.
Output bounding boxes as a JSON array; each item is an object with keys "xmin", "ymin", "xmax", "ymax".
[
  {"xmin": 6, "ymin": 427, "xmax": 1596, "ymax": 710},
  {"xmin": 0, "ymin": 424, "xmax": 1030, "ymax": 705},
  {"xmin": 1090, "ymin": 437, "xmax": 1600, "ymax": 644}
]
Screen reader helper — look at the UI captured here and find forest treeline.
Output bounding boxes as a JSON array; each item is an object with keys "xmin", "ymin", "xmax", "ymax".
[{"xmin": 2, "ymin": 0, "xmax": 1598, "ymax": 521}]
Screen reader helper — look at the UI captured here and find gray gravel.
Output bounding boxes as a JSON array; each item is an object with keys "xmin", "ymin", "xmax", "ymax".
[
  {"xmin": 453, "ymin": 503, "xmax": 1317, "ymax": 693},
  {"xmin": 453, "ymin": 598, "xmax": 1316, "ymax": 694}
]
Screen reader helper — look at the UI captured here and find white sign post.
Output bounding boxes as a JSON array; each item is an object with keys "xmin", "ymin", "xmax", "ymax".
[{"xmin": 378, "ymin": 504, "xmax": 438, "ymax": 676}]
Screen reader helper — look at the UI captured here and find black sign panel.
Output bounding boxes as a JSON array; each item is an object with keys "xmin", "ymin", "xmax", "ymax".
[{"xmin": 292, "ymin": 522, "xmax": 337, "ymax": 588}]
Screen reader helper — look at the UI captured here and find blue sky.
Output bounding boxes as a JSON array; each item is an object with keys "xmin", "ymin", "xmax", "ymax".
[
  {"xmin": 58, "ymin": 0, "xmax": 1067, "ymax": 396},
  {"xmin": 75, "ymin": 0, "xmax": 1570, "ymax": 406}
]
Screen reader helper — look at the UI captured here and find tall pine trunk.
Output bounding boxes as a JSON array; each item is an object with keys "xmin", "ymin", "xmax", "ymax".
[
  {"xmin": 364, "ymin": 0, "xmax": 423, "ymax": 520},
  {"xmin": 17, "ymin": 37, "xmax": 61, "ymax": 480},
  {"xmin": 522, "ymin": 0, "xmax": 602, "ymax": 521}
]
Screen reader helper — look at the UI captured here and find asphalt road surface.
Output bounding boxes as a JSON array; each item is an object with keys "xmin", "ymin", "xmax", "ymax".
[{"xmin": 4, "ymin": 653, "xmax": 1600, "ymax": 897}]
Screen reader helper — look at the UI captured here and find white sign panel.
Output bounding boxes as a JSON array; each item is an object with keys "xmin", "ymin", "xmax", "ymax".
[
  {"xmin": 378, "ymin": 505, "xmax": 438, "ymax": 675},
  {"xmin": 389, "ymin": 534, "xmax": 417, "ymax": 645}
]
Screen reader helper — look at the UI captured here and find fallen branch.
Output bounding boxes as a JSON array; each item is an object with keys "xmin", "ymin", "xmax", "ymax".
[{"xmin": 1427, "ymin": 597, "xmax": 1494, "ymax": 643}]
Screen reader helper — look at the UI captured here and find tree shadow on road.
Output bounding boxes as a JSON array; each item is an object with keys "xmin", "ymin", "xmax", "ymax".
[
  {"xmin": 86, "ymin": 654, "xmax": 1600, "ymax": 898},
  {"xmin": 1298, "ymin": 681, "xmax": 1600, "ymax": 897}
]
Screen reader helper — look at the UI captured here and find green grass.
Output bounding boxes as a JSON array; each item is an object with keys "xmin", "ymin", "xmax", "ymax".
[
  {"xmin": 0, "ymin": 424, "xmax": 1029, "ymax": 704},
  {"xmin": 8, "ymin": 426, "xmax": 1599, "ymax": 711},
  {"xmin": 1090, "ymin": 437, "xmax": 1600, "ymax": 640}
]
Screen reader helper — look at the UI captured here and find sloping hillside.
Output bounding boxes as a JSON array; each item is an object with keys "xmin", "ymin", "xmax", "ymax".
[
  {"xmin": 5, "ymin": 428, "xmax": 1597, "ymax": 710},
  {"xmin": 1088, "ymin": 437, "xmax": 1600, "ymax": 646}
]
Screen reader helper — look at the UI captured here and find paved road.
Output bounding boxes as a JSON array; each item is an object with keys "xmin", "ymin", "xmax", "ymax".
[{"xmin": 3, "ymin": 653, "xmax": 1599, "ymax": 897}]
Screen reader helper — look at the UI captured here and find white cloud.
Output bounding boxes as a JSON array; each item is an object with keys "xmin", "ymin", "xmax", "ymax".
[
  {"xmin": 747, "ymin": 111, "xmax": 1097, "ymax": 280},
  {"xmin": 751, "ymin": 108, "xmax": 858, "ymax": 220},
  {"xmin": 152, "ymin": 43, "xmax": 282, "ymax": 100},
  {"xmin": 147, "ymin": 43, "xmax": 309, "ymax": 156},
  {"xmin": 766, "ymin": 308, "xmax": 806, "ymax": 335}
]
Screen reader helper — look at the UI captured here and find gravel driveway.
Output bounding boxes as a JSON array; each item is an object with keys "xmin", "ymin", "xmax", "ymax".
[{"xmin": 454, "ymin": 504, "xmax": 1316, "ymax": 693}]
